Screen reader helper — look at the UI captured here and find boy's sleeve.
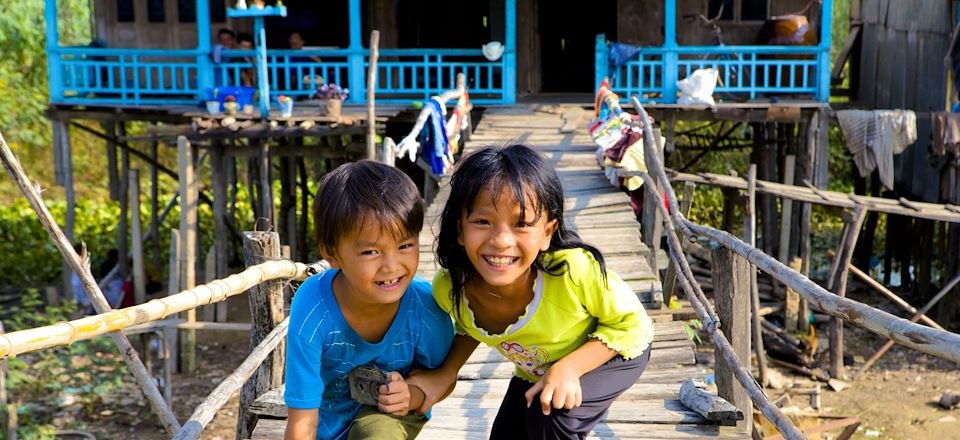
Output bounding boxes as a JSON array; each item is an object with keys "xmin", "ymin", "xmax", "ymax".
[
  {"xmin": 284, "ymin": 276, "xmax": 326, "ymax": 409},
  {"xmin": 413, "ymin": 278, "xmax": 455, "ymax": 369},
  {"xmin": 577, "ymin": 254, "xmax": 656, "ymax": 360}
]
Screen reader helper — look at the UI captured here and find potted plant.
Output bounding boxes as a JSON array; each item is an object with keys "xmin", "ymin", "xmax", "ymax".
[
  {"xmin": 313, "ymin": 84, "xmax": 348, "ymax": 120},
  {"xmin": 223, "ymin": 95, "xmax": 239, "ymax": 115},
  {"xmin": 277, "ymin": 95, "xmax": 294, "ymax": 117}
]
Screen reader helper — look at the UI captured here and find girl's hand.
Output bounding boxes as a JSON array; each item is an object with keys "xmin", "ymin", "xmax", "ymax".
[
  {"xmin": 377, "ymin": 372, "xmax": 412, "ymax": 416},
  {"xmin": 405, "ymin": 368, "xmax": 458, "ymax": 413},
  {"xmin": 524, "ymin": 362, "xmax": 583, "ymax": 415}
]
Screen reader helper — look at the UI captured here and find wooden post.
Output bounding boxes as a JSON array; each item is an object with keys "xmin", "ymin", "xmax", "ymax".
[
  {"xmin": 259, "ymin": 140, "xmax": 274, "ymax": 225},
  {"xmin": 103, "ymin": 121, "xmax": 120, "ymax": 200},
  {"xmin": 642, "ymin": 129, "xmax": 664, "ymax": 279},
  {"xmin": 662, "ymin": 181, "xmax": 695, "ymax": 304},
  {"xmin": 711, "ymin": 246, "xmax": 753, "ymax": 433},
  {"xmin": 237, "ymin": 231, "xmax": 286, "ymax": 440},
  {"xmin": 367, "ymin": 30, "xmax": 380, "ymax": 160},
  {"xmin": 212, "ymin": 142, "xmax": 229, "ymax": 322},
  {"xmin": 848, "ymin": 264, "xmax": 945, "ymax": 330},
  {"xmin": 297, "ymin": 158, "xmax": 310, "ymax": 263},
  {"xmin": 0, "ymin": 321, "xmax": 11, "ymax": 440},
  {"xmin": 777, "ymin": 155, "xmax": 797, "ymax": 285},
  {"xmin": 744, "ymin": 165, "xmax": 768, "ymax": 387},
  {"xmin": 130, "ymin": 169, "xmax": 146, "ymax": 306},
  {"xmin": 150, "ymin": 139, "xmax": 162, "ymax": 273},
  {"xmin": 279, "ymin": 157, "xmax": 297, "ymax": 260},
  {"xmin": 202, "ymin": 248, "xmax": 216, "ymax": 323},
  {"xmin": 166, "ymin": 229, "xmax": 181, "ymax": 392},
  {"xmin": 827, "ymin": 205, "xmax": 867, "ymax": 379},
  {"xmin": 53, "ymin": 119, "xmax": 75, "ymax": 304},
  {"xmin": 784, "ymin": 257, "xmax": 804, "ymax": 332},
  {"xmin": 178, "ymin": 136, "xmax": 198, "ymax": 373},
  {"xmin": 118, "ymin": 122, "xmax": 130, "ymax": 279}
]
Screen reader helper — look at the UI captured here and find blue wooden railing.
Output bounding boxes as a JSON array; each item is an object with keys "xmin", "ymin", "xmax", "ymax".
[
  {"xmin": 596, "ymin": 35, "xmax": 830, "ymax": 103},
  {"xmin": 50, "ymin": 46, "xmax": 507, "ymax": 107}
]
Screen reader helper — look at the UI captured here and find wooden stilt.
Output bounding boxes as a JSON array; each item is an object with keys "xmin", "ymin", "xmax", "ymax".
[
  {"xmin": 119, "ymin": 122, "xmax": 130, "ymax": 279},
  {"xmin": 177, "ymin": 136, "xmax": 198, "ymax": 373},
  {"xmin": 744, "ymin": 165, "xmax": 768, "ymax": 387},
  {"xmin": 212, "ymin": 142, "xmax": 229, "ymax": 322},
  {"xmin": 167, "ymin": 229, "xmax": 181, "ymax": 379},
  {"xmin": 237, "ymin": 231, "xmax": 286, "ymax": 440},
  {"xmin": 130, "ymin": 169, "xmax": 146, "ymax": 306},
  {"xmin": 53, "ymin": 119, "xmax": 75, "ymax": 304},
  {"xmin": 662, "ymin": 182, "xmax": 695, "ymax": 305},
  {"xmin": 104, "ymin": 121, "xmax": 120, "ymax": 200},
  {"xmin": 298, "ymin": 158, "xmax": 310, "ymax": 262},
  {"xmin": 202, "ymin": 248, "xmax": 216, "ymax": 323},
  {"xmin": 279, "ymin": 156, "xmax": 297, "ymax": 259},
  {"xmin": 761, "ymin": 123, "xmax": 779, "ymax": 256},
  {"xmin": 777, "ymin": 155, "xmax": 797, "ymax": 282},
  {"xmin": 248, "ymin": 155, "xmax": 260, "ymax": 220},
  {"xmin": 150, "ymin": 140, "xmax": 162, "ymax": 273},
  {"xmin": 784, "ymin": 257, "xmax": 804, "ymax": 332},
  {"xmin": 827, "ymin": 206, "xmax": 867, "ymax": 379},
  {"xmin": 711, "ymin": 246, "xmax": 753, "ymax": 433},
  {"xmin": 259, "ymin": 140, "xmax": 274, "ymax": 225}
]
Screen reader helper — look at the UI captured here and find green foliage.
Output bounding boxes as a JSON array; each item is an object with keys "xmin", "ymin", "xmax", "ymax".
[
  {"xmin": 3, "ymin": 289, "xmax": 127, "ymax": 438},
  {"xmin": 682, "ymin": 319, "xmax": 704, "ymax": 345}
]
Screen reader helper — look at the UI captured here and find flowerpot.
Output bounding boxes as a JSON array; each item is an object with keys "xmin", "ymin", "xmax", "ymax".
[
  {"xmin": 223, "ymin": 101, "xmax": 239, "ymax": 115},
  {"xmin": 279, "ymin": 100, "xmax": 294, "ymax": 117},
  {"xmin": 317, "ymin": 98, "xmax": 341, "ymax": 120},
  {"xmin": 206, "ymin": 101, "xmax": 221, "ymax": 114}
]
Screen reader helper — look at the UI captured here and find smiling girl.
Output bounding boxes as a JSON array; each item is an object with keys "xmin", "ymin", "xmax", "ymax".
[{"xmin": 407, "ymin": 145, "xmax": 656, "ymax": 439}]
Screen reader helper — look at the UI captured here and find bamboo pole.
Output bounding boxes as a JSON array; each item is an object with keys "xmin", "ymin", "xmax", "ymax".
[
  {"xmin": 847, "ymin": 264, "xmax": 944, "ymax": 330},
  {"xmin": 744, "ymin": 165, "xmax": 768, "ymax": 387},
  {"xmin": 0, "ymin": 259, "xmax": 325, "ymax": 358},
  {"xmin": 178, "ymin": 136, "xmax": 198, "ymax": 373},
  {"xmin": 859, "ymin": 272, "xmax": 960, "ymax": 373},
  {"xmin": 367, "ymin": 30, "xmax": 380, "ymax": 160},
  {"xmin": 0, "ymin": 131, "xmax": 182, "ymax": 435},
  {"xmin": 173, "ymin": 318, "xmax": 289, "ymax": 440}
]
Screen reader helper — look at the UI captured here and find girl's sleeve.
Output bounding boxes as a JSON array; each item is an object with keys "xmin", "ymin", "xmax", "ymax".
[
  {"xmin": 579, "ymin": 263, "xmax": 656, "ymax": 360},
  {"xmin": 413, "ymin": 279, "xmax": 456, "ymax": 369},
  {"xmin": 432, "ymin": 270, "xmax": 469, "ymax": 336},
  {"xmin": 283, "ymin": 277, "xmax": 326, "ymax": 409}
]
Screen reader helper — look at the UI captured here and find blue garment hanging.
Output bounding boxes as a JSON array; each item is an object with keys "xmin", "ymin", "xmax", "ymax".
[
  {"xmin": 608, "ymin": 42, "xmax": 643, "ymax": 78},
  {"xmin": 419, "ymin": 98, "xmax": 449, "ymax": 175}
]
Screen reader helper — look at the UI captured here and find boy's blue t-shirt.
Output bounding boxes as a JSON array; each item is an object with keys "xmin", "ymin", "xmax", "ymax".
[{"xmin": 284, "ymin": 269, "xmax": 454, "ymax": 440}]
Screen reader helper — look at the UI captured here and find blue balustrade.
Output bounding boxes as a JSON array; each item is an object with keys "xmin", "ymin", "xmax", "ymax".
[
  {"xmin": 49, "ymin": 46, "xmax": 507, "ymax": 106},
  {"xmin": 598, "ymin": 43, "xmax": 827, "ymax": 103}
]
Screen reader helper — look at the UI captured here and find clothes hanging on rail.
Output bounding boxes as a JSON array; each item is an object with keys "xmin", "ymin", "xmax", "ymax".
[
  {"xmin": 835, "ymin": 109, "xmax": 917, "ymax": 191},
  {"xmin": 608, "ymin": 42, "xmax": 643, "ymax": 78},
  {"xmin": 420, "ymin": 98, "xmax": 451, "ymax": 175},
  {"xmin": 932, "ymin": 112, "xmax": 960, "ymax": 157}
]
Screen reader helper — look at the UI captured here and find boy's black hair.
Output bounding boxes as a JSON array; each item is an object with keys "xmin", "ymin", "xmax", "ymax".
[
  {"xmin": 218, "ymin": 28, "xmax": 236, "ymax": 38},
  {"xmin": 313, "ymin": 160, "xmax": 423, "ymax": 257},
  {"xmin": 435, "ymin": 145, "xmax": 607, "ymax": 318}
]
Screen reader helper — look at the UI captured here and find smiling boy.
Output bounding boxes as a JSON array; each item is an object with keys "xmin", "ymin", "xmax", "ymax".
[{"xmin": 284, "ymin": 160, "xmax": 454, "ymax": 440}]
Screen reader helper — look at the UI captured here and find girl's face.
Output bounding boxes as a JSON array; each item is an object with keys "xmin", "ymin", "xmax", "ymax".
[{"xmin": 458, "ymin": 184, "xmax": 558, "ymax": 292}]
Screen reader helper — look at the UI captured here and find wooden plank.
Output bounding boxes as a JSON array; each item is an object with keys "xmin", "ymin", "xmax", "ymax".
[
  {"xmin": 456, "ymin": 362, "xmax": 706, "ymax": 382},
  {"xmin": 465, "ymin": 345, "xmax": 694, "ymax": 367}
]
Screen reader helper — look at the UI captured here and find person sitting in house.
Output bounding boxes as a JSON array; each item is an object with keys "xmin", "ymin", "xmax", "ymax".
[
  {"xmin": 237, "ymin": 32, "xmax": 257, "ymax": 87},
  {"xmin": 287, "ymin": 32, "xmax": 323, "ymax": 91}
]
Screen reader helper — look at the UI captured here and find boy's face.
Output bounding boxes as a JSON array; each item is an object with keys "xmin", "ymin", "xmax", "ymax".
[{"xmin": 324, "ymin": 220, "xmax": 420, "ymax": 307}]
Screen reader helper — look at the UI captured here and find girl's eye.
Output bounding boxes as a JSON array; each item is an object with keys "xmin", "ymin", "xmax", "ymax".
[
  {"xmin": 471, "ymin": 218, "xmax": 490, "ymax": 225},
  {"xmin": 360, "ymin": 250, "xmax": 378, "ymax": 256}
]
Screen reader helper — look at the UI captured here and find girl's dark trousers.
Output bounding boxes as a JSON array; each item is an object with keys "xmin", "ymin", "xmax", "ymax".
[{"xmin": 488, "ymin": 347, "xmax": 652, "ymax": 440}]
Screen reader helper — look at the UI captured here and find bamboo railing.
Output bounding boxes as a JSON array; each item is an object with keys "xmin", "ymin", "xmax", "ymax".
[{"xmin": 622, "ymin": 95, "xmax": 960, "ymax": 439}]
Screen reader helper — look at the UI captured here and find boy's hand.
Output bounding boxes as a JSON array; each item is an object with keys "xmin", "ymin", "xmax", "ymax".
[
  {"xmin": 405, "ymin": 368, "xmax": 458, "ymax": 413},
  {"xmin": 377, "ymin": 372, "xmax": 412, "ymax": 416},
  {"xmin": 524, "ymin": 363, "xmax": 583, "ymax": 415}
]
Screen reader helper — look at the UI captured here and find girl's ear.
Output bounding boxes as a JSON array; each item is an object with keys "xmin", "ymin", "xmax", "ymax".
[
  {"xmin": 540, "ymin": 219, "xmax": 559, "ymax": 251},
  {"xmin": 457, "ymin": 219, "xmax": 464, "ymax": 246}
]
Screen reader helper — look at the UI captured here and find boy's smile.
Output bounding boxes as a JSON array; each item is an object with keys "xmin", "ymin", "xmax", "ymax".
[
  {"xmin": 459, "ymin": 184, "xmax": 558, "ymax": 297},
  {"xmin": 325, "ymin": 219, "xmax": 420, "ymax": 310}
]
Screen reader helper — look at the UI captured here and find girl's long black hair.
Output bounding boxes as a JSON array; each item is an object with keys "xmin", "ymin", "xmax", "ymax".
[{"xmin": 436, "ymin": 144, "xmax": 607, "ymax": 319}]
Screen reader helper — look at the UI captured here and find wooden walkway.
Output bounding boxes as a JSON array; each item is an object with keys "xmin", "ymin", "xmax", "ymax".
[{"xmin": 248, "ymin": 105, "xmax": 744, "ymax": 439}]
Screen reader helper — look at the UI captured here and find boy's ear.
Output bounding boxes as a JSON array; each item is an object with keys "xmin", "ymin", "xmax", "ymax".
[
  {"xmin": 540, "ymin": 219, "xmax": 559, "ymax": 251},
  {"xmin": 320, "ymin": 246, "xmax": 341, "ymax": 269}
]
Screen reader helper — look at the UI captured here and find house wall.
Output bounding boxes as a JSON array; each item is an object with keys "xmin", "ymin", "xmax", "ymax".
[
  {"xmin": 858, "ymin": 0, "xmax": 952, "ymax": 201},
  {"xmin": 93, "ymin": 0, "xmax": 247, "ymax": 48},
  {"xmin": 616, "ymin": 0, "xmax": 822, "ymax": 46}
]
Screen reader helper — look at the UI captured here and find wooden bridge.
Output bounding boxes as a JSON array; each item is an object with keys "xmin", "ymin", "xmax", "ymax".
[{"xmin": 247, "ymin": 105, "xmax": 744, "ymax": 439}]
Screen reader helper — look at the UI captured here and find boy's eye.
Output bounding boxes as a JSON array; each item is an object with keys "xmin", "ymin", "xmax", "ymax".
[{"xmin": 399, "ymin": 243, "xmax": 415, "ymax": 250}]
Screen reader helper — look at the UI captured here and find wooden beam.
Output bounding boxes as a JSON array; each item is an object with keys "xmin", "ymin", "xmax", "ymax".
[
  {"xmin": 679, "ymin": 379, "xmax": 743, "ymax": 425},
  {"xmin": 711, "ymin": 246, "xmax": 752, "ymax": 433}
]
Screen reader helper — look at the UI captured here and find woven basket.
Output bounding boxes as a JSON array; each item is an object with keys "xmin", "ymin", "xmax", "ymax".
[{"xmin": 318, "ymin": 99, "xmax": 342, "ymax": 120}]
